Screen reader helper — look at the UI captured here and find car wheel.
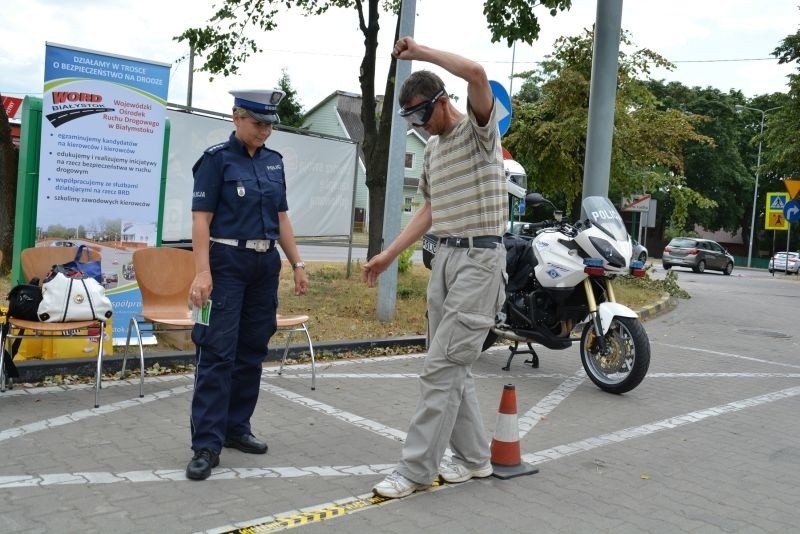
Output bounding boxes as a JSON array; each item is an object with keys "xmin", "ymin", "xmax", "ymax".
[
  {"xmin": 723, "ymin": 262, "xmax": 734, "ymax": 275},
  {"xmin": 693, "ymin": 260, "xmax": 706, "ymax": 274},
  {"xmin": 769, "ymin": 269, "xmax": 774, "ymax": 274},
  {"xmin": 638, "ymin": 252, "xmax": 647, "ymax": 263},
  {"xmin": 662, "ymin": 263, "xmax": 672, "ymax": 270}
]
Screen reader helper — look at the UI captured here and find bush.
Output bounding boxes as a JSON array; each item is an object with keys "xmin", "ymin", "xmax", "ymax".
[{"xmin": 397, "ymin": 246, "xmax": 414, "ymax": 273}]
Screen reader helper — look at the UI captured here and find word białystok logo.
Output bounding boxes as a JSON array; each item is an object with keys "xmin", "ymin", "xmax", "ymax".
[{"xmin": 46, "ymin": 91, "xmax": 113, "ymax": 127}]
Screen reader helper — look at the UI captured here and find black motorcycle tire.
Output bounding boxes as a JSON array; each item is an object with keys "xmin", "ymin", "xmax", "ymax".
[{"xmin": 579, "ymin": 315, "xmax": 650, "ymax": 394}]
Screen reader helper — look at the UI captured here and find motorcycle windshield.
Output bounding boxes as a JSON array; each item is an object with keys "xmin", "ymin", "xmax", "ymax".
[{"xmin": 583, "ymin": 196, "xmax": 628, "ymax": 241}]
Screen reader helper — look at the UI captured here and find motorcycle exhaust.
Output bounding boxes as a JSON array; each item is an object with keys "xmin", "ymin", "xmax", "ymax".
[{"xmin": 491, "ymin": 327, "xmax": 531, "ymax": 343}]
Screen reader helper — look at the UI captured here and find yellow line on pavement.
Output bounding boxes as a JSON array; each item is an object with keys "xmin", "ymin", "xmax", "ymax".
[{"xmin": 219, "ymin": 481, "xmax": 445, "ymax": 533}]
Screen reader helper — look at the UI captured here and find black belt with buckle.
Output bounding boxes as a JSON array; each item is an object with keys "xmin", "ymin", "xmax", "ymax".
[{"xmin": 439, "ymin": 236, "xmax": 502, "ymax": 249}]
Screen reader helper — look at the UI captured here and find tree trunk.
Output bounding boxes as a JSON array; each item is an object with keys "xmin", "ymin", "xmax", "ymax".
[
  {"xmin": 361, "ymin": 7, "xmax": 399, "ymax": 260},
  {"xmin": 0, "ymin": 94, "xmax": 17, "ymax": 275}
]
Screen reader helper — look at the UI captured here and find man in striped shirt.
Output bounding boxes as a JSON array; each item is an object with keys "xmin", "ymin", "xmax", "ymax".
[{"xmin": 363, "ymin": 36, "xmax": 508, "ymax": 499}]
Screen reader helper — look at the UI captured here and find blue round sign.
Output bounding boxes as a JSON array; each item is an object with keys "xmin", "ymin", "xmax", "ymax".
[
  {"xmin": 784, "ymin": 199, "xmax": 800, "ymax": 223},
  {"xmin": 489, "ymin": 80, "xmax": 512, "ymax": 137}
]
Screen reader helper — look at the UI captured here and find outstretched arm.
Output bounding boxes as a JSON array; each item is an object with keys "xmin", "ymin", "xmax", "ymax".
[
  {"xmin": 362, "ymin": 201, "xmax": 432, "ymax": 287},
  {"xmin": 392, "ymin": 36, "xmax": 494, "ymax": 126}
]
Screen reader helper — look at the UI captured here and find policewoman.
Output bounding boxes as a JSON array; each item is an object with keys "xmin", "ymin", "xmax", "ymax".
[{"xmin": 186, "ymin": 89, "xmax": 309, "ymax": 481}]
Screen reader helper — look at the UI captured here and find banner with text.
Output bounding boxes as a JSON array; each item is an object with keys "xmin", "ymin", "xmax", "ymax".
[{"xmin": 39, "ymin": 43, "xmax": 170, "ymax": 343}]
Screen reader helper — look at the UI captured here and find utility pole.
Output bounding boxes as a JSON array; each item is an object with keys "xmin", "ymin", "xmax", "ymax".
[{"xmin": 377, "ymin": 0, "xmax": 416, "ymax": 320}]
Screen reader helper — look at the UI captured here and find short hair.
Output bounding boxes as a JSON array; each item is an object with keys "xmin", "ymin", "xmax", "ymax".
[
  {"xmin": 399, "ymin": 70, "xmax": 445, "ymax": 108},
  {"xmin": 232, "ymin": 106, "xmax": 270, "ymax": 123}
]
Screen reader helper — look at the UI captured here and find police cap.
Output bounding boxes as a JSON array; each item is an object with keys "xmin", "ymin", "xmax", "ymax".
[{"xmin": 230, "ymin": 89, "xmax": 285, "ymax": 124}]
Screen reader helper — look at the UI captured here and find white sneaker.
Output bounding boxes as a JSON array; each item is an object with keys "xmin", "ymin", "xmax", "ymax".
[
  {"xmin": 439, "ymin": 460, "xmax": 493, "ymax": 483},
  {"xmin": 373, "ymin": 471, "xmax": 430, "ymax": 498}
]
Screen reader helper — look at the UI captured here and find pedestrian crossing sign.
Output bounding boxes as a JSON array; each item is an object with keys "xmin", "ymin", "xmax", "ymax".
[{"xmin": 766, "ymin": 192, "xmax": 790, "ymax": 230}]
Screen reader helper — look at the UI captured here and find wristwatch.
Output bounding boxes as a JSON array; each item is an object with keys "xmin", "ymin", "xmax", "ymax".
[{"xmin": 292, "ymin": 261, "xmax": 305, "ymax": 271}]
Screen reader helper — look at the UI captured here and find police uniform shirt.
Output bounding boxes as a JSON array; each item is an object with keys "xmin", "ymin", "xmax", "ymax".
[{"xmin": 192, "ymin": 132, "xmax": 288, "ymax": 240}]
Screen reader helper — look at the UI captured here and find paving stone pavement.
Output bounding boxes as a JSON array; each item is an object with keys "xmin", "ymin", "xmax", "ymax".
[{"xmin": 1, "ymin": 293, "xmax": 799, "ymax": 533}]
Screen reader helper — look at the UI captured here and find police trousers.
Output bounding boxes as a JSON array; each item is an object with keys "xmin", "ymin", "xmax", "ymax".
[
  {"xmin": 189, "ymin": 243, "xmax": 280, "ymax": 452},
  {"xmin": 396, "ymin": 242, "xmax": 506, "ymax": 484}
]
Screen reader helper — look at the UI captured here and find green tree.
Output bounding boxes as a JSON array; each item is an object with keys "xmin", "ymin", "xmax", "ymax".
[
  {"xmin": 175, "ymin": 0, "xmax": 572, "ymax": 259},
  {"xmin": 771, "ymin": 21, "xmax": 800, "ymax": 173},
  {"xmin": 644, "ymin": 82, "xmax": 752, "ymax": 236},
  {"xmin": 277, "ymin": 68, "xmax": 304, "ymax": 128},
  {"xmin": 505, "ymin": 29, "xmax": 715, "ymax": 232}
]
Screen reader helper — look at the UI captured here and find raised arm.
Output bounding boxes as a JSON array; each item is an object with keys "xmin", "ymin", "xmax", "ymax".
[{"xmin": 392, "ymin": 36, "xmax": 494, "ymax": 126}]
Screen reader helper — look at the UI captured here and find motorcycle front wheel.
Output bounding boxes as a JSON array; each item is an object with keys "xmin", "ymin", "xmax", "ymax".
[{"xmin": 580, "ymin": 316, "xmax": 650, "ymax": 394}]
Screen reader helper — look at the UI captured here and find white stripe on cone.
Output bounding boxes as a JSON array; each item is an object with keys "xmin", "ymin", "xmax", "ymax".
[{"xmin": 493, "ymin": 412, "xmax": 518, "ymax": 442}]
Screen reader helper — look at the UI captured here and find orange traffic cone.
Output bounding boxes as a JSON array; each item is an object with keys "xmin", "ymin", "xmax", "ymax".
[{"xmin": 490, "ymin": 384, "xmax": 539, "ymax": 479}]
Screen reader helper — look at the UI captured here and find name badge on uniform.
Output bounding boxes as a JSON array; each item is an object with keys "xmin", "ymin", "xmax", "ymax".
[{"xmin": 236, "ymin": 180, "xmax": 245, "ymax": 197}]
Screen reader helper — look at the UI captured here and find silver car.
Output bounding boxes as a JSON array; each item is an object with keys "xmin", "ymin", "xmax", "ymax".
[
  {"xmin": 631, "ymin": 238, "xmax": 648, "ymax": 263},
  {"xmin": 662, "ymin": 237, "xmax": 735, "ymax": 275}
]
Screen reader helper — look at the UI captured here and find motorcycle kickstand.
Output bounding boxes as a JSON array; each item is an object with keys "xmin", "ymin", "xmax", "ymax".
[{"xmin": 502, "ymin": 341, "xmax": 540, "ymax": 371}]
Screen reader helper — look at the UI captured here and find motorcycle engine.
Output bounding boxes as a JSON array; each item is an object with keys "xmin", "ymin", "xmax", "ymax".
[
  {"xmin": 531, "ymin": 290, "xmax": 560, "ymax": 330},
  {"xmin": 506, "ymin": 288, "xmax": 559, "ymax": 331}
]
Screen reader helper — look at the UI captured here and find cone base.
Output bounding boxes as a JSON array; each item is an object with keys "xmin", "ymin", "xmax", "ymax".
[{"xmin": 491, "ymin": 462, "xmax": 540, "ymax": 480}]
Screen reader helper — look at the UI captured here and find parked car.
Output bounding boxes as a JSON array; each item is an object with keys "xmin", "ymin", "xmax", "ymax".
[
  {"xmin": 768, "ymin": 251, "xmax": 800, "ymax": 274},
  {"xmin": 631, "ymin": 238, "xmax": 648, "ymax": 263},
  {"xmin": 49, "ymin": 240, "xmax": 75, "ymax": 247},
  {"xmin": 662, "ymin": 237, "xmax": 735, "ymax": 275}
]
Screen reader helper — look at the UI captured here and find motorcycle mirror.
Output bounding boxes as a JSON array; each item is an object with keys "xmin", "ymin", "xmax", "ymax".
[
  {"xmin": 553, "ymin": 210, "xmax": 563, "ymax": 222},
  {"xmin": 524, "ymin": 192, "xmax": 547, "ymax": 206}
]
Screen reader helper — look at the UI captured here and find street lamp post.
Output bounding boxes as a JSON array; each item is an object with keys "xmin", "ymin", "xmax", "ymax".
[{"xmin": 735, "ymin": 104, "xmax": 782, "ymax": 268}]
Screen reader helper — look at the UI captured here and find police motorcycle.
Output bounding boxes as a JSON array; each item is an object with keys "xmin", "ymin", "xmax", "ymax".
[{"xmin": 421, "ymin": 193, "xmax": 650, "ymax": 394}]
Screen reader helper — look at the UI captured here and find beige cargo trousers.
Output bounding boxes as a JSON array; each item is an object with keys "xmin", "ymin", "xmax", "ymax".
[{"xmin": 396, "ymin": 241, "xmax": 507, "ymax": 484}]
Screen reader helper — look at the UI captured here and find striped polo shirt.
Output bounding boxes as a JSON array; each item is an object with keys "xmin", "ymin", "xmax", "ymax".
[{"xmin": 419, "ymin": 102, "xmax": 507, "ymax": 237}]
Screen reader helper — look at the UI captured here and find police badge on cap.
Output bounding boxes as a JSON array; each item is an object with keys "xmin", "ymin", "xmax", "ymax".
[{"xmin": 230, "ymin": 89, "xmax": 285, "ymax": 124}]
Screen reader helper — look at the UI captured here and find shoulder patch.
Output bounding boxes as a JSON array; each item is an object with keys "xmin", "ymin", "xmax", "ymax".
[{"xmin": 204, "ymin": 141, "xmax": 228, "ymax": 155}]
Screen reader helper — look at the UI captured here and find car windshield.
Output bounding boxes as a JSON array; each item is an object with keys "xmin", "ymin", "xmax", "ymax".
[{"xmin": 583, "ymin": 196, "xmax": 628, "ymax": 241}]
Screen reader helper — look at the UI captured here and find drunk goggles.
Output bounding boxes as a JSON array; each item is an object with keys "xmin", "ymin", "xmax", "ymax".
[{"xmin": 398, "ymin": 89, "xmax": 445, "ymax": 127}]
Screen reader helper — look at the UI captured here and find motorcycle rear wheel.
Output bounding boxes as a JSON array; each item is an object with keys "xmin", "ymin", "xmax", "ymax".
[{"xmin": 580, "ymin": 316, "xmax": 650, "ymax": 394}]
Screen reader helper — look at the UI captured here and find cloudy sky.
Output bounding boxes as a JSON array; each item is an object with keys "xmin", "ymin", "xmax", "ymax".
[{"xmin": 2, "ymin": 0, "xmax": 798, "ymax": 117}]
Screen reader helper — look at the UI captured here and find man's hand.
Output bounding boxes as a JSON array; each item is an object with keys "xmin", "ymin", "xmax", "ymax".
[
  {"xmin": 392, "ymin": 36, "xmax": 421, "ymax": 61},
  {"xmin": 362, "ymin": 251, "xmax": 392, "ymax": 288}
]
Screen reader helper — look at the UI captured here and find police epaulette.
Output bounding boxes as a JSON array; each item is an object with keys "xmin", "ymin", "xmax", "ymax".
[{"xmin": 204, "ymin": 142, "xmax": 228, "ymax": 155}]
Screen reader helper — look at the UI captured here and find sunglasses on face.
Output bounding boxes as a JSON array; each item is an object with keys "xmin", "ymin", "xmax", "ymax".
[{"xmin": 398, "ymin": 89, "xmax": 445, "ymax": 127}]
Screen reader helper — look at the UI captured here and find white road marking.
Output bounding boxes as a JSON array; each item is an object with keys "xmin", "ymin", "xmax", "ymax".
[
  {"xmin": 518, "ymin": 370, "xmax": 586, "ymax": 439},
  {"xmin": 654, "ymin": 342, "xmax": 800, "ymax": 370},
  {"xmin": 522, "ymin": 385, "xmax": 800, "ymax": 465},
  {"xmin": 4, "ymin": 384, "xmax": 797, "ymax": 492},
  {"xmin": 0, "ymin": 383, "xmax": 193, "ymax": 443},
  {"xmin": 260, "ymin": 382, "xmax": 408, "ymax": 443}
]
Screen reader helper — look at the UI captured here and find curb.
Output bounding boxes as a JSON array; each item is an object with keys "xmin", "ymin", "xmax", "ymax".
[
  {"xmin": 636, "ymin": 293, "xmax": 678, "ymax": 321},
  {"xmin": 10, "ymin": 336, "xmax": 427, "ymax": 383}
]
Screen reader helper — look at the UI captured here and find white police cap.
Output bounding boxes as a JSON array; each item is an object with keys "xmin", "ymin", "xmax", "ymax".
[{"xmin": 230, "ymin": 89, "xmax": 285, "ymax": 124}]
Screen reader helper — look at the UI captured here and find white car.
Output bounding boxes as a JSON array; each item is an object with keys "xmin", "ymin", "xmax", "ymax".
[{"xmin": 768, "ymin": 251, "xmax": 800, "ymax": 274}]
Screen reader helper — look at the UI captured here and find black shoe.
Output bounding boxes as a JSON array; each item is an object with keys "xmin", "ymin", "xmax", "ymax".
[
  {"xmin": 186, "ymin": 448, "xmax": 220, "ymax": 480},
  {"xmin": 224, "ymin": 433, "xmax": 268, "ymax": 454}
]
